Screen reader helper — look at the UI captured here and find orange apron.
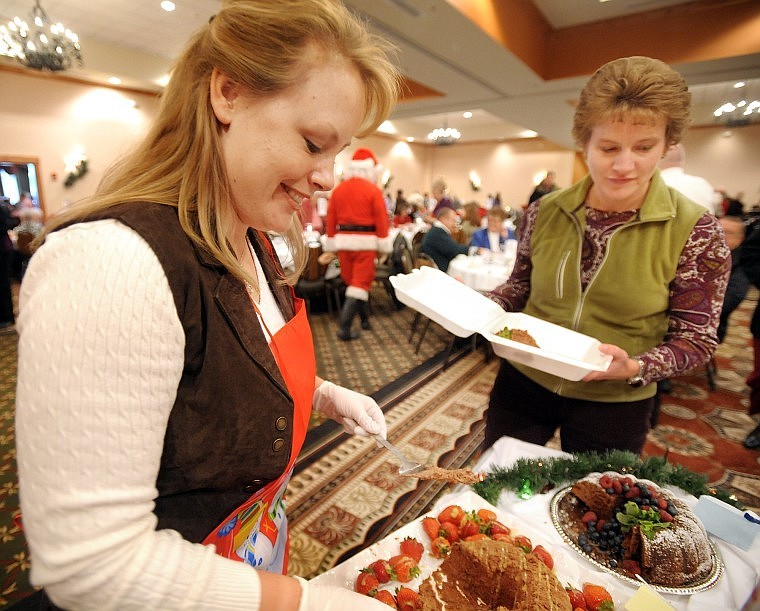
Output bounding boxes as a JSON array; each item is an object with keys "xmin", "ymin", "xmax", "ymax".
[{"xmin": 202, "ymin": 294, "xmax": 315, "ymax": 575}]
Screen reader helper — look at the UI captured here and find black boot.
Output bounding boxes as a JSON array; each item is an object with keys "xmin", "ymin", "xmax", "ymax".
[
  {"xmin": 358, "ymin": 300, "xmax": 371, "ymax": 330},
  {"xmin": 337, "ymin": 297, "xmax": 360, "ymax": 341}
]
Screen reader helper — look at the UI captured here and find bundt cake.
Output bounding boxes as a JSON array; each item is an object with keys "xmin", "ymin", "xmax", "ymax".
[
  {"xmin": 560, "ymin": 471, "xmax": 714, "ymax": 588},
  {"xmin": 418, "ymin": 539, "xmax": 571, "ymax": 611}
]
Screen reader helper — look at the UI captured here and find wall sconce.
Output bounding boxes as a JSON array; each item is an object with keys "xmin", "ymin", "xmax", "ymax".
[{"xmin": 469, "ymin": 170, "xmax": 481, "ymax": 191}]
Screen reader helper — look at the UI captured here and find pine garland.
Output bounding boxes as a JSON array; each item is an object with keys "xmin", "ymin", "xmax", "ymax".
[{"xmin": 472, "ymin": 449, "xmax": 744, "ymax": 509}]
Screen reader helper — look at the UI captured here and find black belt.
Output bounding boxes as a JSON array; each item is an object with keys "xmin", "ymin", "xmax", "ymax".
[{"xmin": 337, "ymin": 224, "xmax": 376, "ymax": 232}]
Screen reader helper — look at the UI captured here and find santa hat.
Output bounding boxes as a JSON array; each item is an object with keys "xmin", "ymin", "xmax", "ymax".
[{"xmin": 344, "ymin": 148, "xmax": 383, "ymax": 183}]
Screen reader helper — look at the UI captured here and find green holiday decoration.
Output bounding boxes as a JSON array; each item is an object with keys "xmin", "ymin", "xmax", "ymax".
[
  {"xmin": 471, "ymin": 449, "xmax": 743, "ymax": 510},
  {"xmin": 517, "ymin": 477, "xmax": 533, "ymax": 499}
]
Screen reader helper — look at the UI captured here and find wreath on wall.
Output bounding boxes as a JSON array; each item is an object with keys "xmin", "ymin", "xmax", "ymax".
[{"xmin": 64, "ymin": 158, "xmax": 88, "ymax": 188}]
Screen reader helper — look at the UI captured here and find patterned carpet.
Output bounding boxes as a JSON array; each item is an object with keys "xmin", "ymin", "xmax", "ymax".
[{"xmin": 1, "ymin": 281, "xmax": 759, "ymax": 607}]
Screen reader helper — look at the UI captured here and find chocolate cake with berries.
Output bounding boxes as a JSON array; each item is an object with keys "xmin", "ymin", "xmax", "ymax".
[
  {"xmin": 418, "ymin": 539, "xmax": 571, "ymax": 610},
  {"xmin": 559, "ymin": 472, "xmax": 714, "ymax": 588}
]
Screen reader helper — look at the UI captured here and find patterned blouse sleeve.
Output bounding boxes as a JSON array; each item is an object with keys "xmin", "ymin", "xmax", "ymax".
[
  {"xmin": 641, "ymin": 212, "xmax": 731, "ymax": 382},
  {"xmin": 487, "ymin": 203, "xmax": 538, "ymax": 311}
]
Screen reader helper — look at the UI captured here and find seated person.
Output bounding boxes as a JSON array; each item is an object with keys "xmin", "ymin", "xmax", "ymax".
[
  {"xmin": 470, "ymin": 207, "xmax": 515, "ymax": 252},
  {"xmin": 717, "ymin": 215, "xmax": 749, "ymax": 343},
  {"xmin": 421, "ymin": 207, "xmax": 468, "ymax": 272}
]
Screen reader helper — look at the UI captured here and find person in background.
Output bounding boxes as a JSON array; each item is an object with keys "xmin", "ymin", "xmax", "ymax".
[
  {"xmin": 484, "ymin": 56, "xmax": 730, "ymax": 454},
  {"xmin": 429, "ymin": 177, "xmax": 456, "ymax": 219},
  {"xmin": 459, "ymin": 201, "xmax": 483, "ymax": 243},
  {"xmin": 421, "ymin": 206, "xmax": 469, "ymax": 272},
  {"xmin": 721, "ymin": 219, "xmax": 760, "ymax": 449},
  {"xmin": 528, "ymin": 170, "xmax": 558, "ymax": 205},
  {"xmin": 658, "ymin": 143, "xmax": 718, "ymax": 214},
  {"xmin": 0, "ymin": 196, "xmax": 19, "ymax": 333},
  {"xmin": 717, "ymin": 215, "xmax": 749, "ymax": 343},
  {"xmin": 325, "ymin": 148, "xmax": 391, "ymax": 340},
  {"xmin": 15, "ymin": 1, "xmax": 399, "ymax": 609},
  {"xmin": 470, "ymin": 206, "xmax": 514, "ymax": 253}
]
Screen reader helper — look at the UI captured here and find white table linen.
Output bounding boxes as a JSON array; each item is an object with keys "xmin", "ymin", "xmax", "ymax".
[
  {"xmin": 451, "ymin": 436, "xmax": 760, "ymax": 610},
  {"xmin": 447, "ymin": 253, "xmax": 513, "ymax": 292}
]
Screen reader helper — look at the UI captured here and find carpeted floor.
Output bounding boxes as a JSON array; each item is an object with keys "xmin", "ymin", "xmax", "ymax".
[{"xmin": 1, "ymin": 281, "xmax": 759, "ymax": 608}]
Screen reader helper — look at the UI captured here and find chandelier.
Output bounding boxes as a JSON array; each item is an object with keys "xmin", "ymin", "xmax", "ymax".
[
  {"xmin": 0, "ymin": 0, "xmax": 82, "ymax": 72},
  {"xmin": 427, "ymin": 119, "xmax": 461, "ymax": 146}
]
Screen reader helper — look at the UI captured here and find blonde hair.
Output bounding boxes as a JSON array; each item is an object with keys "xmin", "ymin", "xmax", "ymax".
[
  {"xmin": 43, "ymin": 0, "xmax": 401, "ymax": 288},
  {"xmin": 572, "ymin": 56, "xmax": 691, "ymax": 150}
]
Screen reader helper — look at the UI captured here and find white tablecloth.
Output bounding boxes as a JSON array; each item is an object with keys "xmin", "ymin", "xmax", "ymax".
[
  {"xmin": 447, "ymin": 253, "xmax": 513, "ymax": 292},
  {"xmin": 452, "ymin": 437, "xmax": 760, "ymax": 610}
]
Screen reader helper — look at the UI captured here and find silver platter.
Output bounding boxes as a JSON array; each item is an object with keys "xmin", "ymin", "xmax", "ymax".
[{"xmin": 550, "ymin": 485, "xmax": 724, "ymax": 596}]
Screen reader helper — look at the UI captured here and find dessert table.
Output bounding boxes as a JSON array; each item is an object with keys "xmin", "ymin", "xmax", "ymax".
[
  {"xmin": 454, "ymin": 436, "xmax": 760, "ymax": 610},
  {"xmin": 311, "ymin": 436, "xmax": 759, "ymax": 610},
  {"xmin": 446, "ymin": 251, "xmax": 514, "ymax": 292}
]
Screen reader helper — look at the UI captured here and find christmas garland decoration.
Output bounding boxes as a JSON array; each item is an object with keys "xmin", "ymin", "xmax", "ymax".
[
  {"xmin": 472, "ymin": 449, "xmax": 743, "ymax": 509},
  {"xmin": 64, "ymin": 158, "xmax": 88, "ymax": 188}
]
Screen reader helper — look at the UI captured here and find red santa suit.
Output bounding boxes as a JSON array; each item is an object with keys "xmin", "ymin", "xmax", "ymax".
[
  {"xmin": 325, "ymin": 149, "xmax": 391, "ymax": 300},
  {"xmin": 324, "ymin": 148, "xmax": 391, "ymax": 340}
]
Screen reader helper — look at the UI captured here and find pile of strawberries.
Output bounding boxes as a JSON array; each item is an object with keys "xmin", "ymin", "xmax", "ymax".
[{"xmin": 353, "ymin": 503, "xmax": 615, "ymax": 610}]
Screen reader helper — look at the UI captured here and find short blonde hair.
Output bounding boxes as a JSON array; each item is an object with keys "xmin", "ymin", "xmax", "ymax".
[
  {"xmin": 44, "ymin": 0, "xmax": 401, "ymax": 289},
  {"xmin": 572, "ymin": 56, "xmax": 691, "ymax": 150}
]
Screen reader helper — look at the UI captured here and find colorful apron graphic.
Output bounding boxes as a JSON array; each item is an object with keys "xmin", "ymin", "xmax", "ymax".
[{"xmin": 203, "ymin": 295, "xmax": 315, "ymax": 574}]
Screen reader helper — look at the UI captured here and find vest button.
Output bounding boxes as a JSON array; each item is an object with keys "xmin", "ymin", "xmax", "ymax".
[
  {"xmin": 243, "ymin": 479, "xmax": 263, "ymax": 493},
  {"xmin": 275, "ymin": 416, "xmax": 288, "ymax": 431},
  {"xmin": 272, "ymin": 437, "xmax": 285, "ymax": 452}
]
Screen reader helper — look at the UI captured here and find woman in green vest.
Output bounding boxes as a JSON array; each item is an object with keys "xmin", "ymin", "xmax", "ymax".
[{"xmin": 485, "ymin": 56, "xmax": 730, "ymax": 454}]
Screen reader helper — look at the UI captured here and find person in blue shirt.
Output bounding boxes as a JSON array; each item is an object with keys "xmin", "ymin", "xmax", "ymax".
[{"xmin": 469, "ymin": 207, "xmax": 514, "ymax": 253}]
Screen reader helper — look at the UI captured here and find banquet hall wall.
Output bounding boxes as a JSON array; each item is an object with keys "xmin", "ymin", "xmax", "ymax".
[{"xmin": 1, "ymin": 68, "xmax": 759, "ymax": 218}]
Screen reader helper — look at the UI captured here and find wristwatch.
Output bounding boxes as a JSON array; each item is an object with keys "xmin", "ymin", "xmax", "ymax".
[{"xmin": 626, "ymin": 358, "xmax": 646, "ymax": 387}]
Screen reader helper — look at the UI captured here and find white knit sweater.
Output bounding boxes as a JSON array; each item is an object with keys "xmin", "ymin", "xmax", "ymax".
[{"xmin": 16, "ymin": 221, "xmax": 265, "ymax": 609}]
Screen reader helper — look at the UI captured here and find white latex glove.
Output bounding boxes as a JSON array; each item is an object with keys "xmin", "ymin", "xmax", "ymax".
[
  {"xmin": 296, "ymin": 577, "xmax": 391, "ymax": 610},
  {"xmin": 313, "ymin": 381, "xmax": 387, "ymax": 439}
]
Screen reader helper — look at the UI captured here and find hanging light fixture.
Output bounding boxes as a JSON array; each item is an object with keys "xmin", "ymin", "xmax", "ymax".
[
  {"xmin": 1, "ymin": 0, "xmax": 82, "ymax": 72},
  {"xmin": 713, "ymin": 81, "xmax": 760, "ymax": 126},
  {"xmin": 427, "ymin": 116, "xmax": 461, "ymax": 146}
]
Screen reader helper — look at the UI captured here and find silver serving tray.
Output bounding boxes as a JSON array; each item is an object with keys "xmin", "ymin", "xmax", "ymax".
[{"xmin": 550, "ymin": 485, "xmax": 724, "ymax": 595}]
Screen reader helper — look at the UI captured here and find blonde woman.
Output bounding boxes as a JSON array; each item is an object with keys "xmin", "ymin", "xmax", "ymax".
[{"xmin": 15, "ymin": 1, "xmax": 400, "ymax": 608}]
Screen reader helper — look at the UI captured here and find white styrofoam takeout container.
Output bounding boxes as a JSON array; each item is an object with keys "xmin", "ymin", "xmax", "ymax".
[{"xmin": 389, "ymin": 267, "xmax": 612, "ymax": 381}]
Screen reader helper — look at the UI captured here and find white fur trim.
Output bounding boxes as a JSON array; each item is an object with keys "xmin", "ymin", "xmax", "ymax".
[
  {"xmin": 345, "ymin": 285, "xmax": 369, "ymax": 300},
  {"xmin": 334, "ymin": 233, "xmax": 380, "ymax": 251},
  {"xmin": 377, "ymin": 235, "xmax": 394, "ymax": 254},
  {"xmin": 322, "ymin": 236, "xmax": 337, "ymax": 252}
]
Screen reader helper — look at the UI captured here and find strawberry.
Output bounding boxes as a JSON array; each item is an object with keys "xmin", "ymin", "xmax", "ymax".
[
  {"xmin": 476, "ymin": 508, "xmax": 497, "ymax": 523},
  {"xmin": 355, "ymin": 570, "xmax": 379, "ymax": 596},
  {"xmin": 621, "ymin": 559, "xmax": 641, "ymax": 575},
  {"xmin": 582, "ymin": 583, "xmax": 614, "ymax": 611},
  {"xmin": 430, "ymin": 536, "xmax": 451, "ymax": 558},
  {"xmin": 422, "ymin": 516, "xmax": 441, "ymax": 541},
  {"xmin": 624, "ymin": 485, "xmax": 641, "ymax": 499},
  {"xmin": 490, "ymin": 532, "xmax": 513, "ymax": 543},
  {"xmin": 437, "ymin": 504, "xmax": 466, "ymax": 528},
  {"xmin": 487, "ymin": 520, "xmax": 511, "ymax": 536},
  {"xmin": 658, "ymin": 508, "xmax": 674, "ymax": 522},
  {"xmin": 369, "ymin": 559, "xmax": 394, "ymax": 584},
  {"xmin": 375, "ymin": 590, "xmax": 398, "ymax": 608},
  {"xmin": 459, "ymin": 515, "xmax": 480, "ymax": 538},
  {"xmin": 565, "ymin": 586, "xmax": 587, "ymax": 609},
  {"xmin": 439, "ymin": 521, "xmax": 460, "ymax": 543},
  {"xmin": 532, "ymin": 544, "xmax": 554, "ymax": 570},
  {"xmin": 396, "ymin": 586, "xmax": 422, "ymax": 610},
  {"xmin": 399, "ymin": 537, "xmax": 424, "ymax": 563},
  {"xmin": 611, "ymin": 478, "xmax": 623, "ymax": 494},
  {"xmin": 389, "ymin": 554, "xmax": 421, "ymax": 583},
  {"xmin": 464, "ymin": 533, "xmax": 489, "ymax": 542},
  {"xmin": 598, "ymin": 475, "xmax": 613, "ymax": 490},
  {"xmin": 581, "ymin": 511, "xmax": 597, "ymax": 524},
  {"xmin": 513, "ymin": 534, "xmax": 532, "ymax": 552}
]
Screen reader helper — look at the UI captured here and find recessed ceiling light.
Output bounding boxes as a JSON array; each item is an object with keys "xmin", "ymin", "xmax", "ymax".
[
  {"xmin": 462, "ymin": 111, "xmax": 472, "ymax": 119},
  {"xmin": 161, "ymin": 1, "xmax": 176, "ymax": 12},
  {"xmin": 734, "ymin": 82, "xmax": 746, "ymax": 88},
  {"xmin": 406, "ymin": 137, "xmax": 415, "ymax": 142},
  {"xmin": 107, "ymin": 76, "xmax": 122, "ymax": 85}
]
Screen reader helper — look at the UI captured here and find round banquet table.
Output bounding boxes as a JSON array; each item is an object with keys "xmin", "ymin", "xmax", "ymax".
[
  {"xmin": 443, "ymin": 436, "xmax": 760, "ymax": 611},
  {"xmin": 446, "ymin": 252, "xmax": 514, "ymax": 292}
]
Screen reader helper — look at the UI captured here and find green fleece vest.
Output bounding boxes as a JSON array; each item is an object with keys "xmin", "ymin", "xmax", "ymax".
[{"xmin": 513, "ymin": 172, "xmax": 705, "ymax": 401}]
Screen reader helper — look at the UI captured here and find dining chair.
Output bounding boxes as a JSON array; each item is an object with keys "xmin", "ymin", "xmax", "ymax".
[{"xmin": 295, "ymin": 245, "xmax": 335, "ymax": 315}]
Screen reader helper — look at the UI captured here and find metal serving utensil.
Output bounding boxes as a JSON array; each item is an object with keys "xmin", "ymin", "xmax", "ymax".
[{"xmin": 373, "ymin": 434, "xmax": 425, "ymax": 475}]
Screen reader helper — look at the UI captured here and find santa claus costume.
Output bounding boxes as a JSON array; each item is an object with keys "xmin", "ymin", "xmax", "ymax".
[{"xmin": 324, "ymin": 149, "xmax": 392, "ymax": 340}]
